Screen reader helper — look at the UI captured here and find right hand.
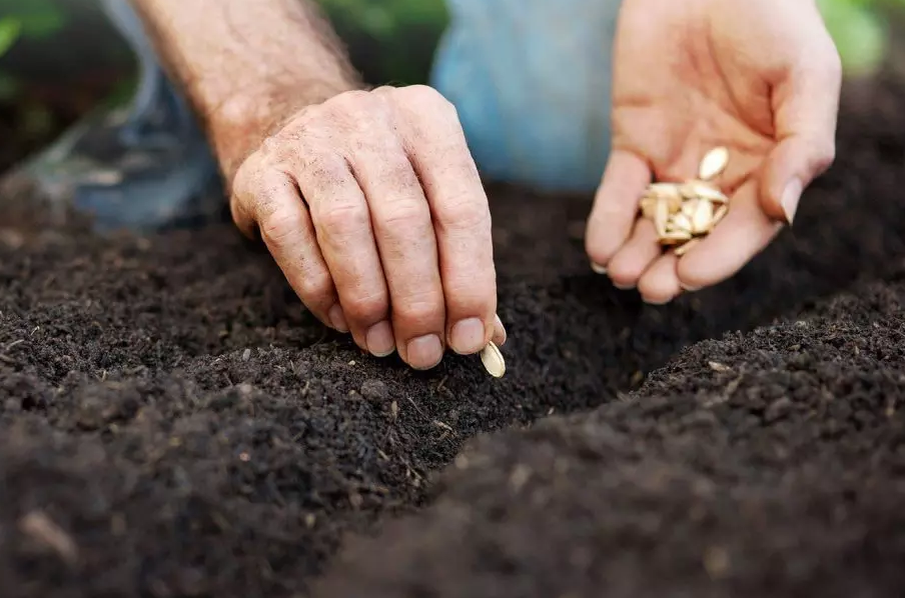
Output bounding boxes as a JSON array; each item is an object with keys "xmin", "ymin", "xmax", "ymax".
[{"xmin": 230, "ymin": 85, "xmax": 506, "ymax": 370}]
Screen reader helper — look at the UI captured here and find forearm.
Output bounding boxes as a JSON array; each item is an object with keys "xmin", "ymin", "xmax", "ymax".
[{"xmin": 131, "ymin": 0, "xmax": 363, "ymax": 179}]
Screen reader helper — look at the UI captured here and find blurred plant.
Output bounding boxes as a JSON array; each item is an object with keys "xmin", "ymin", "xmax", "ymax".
[
  {"xmin": 0, "ymin": 0, "xmax": 66, "ymax": 100},
  {"xmin": 316, "ymin": 0, "xmax": 448, "ymax": 84},
  {"xmin": 816, "ymin": 0, "xmax": 905, "ymax": 76},
  {"xmin": 0, "ymin": 17, "xmax": 21, "ymax": 58},
  {"xmin": 0, "ymin": 0, "xmax": 64, "ymax": 37}
]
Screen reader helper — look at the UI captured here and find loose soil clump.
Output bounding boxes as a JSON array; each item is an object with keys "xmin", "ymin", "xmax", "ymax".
[{"xmin": 1, "ymin": 76, "xmax": 905, "ymax": 597}]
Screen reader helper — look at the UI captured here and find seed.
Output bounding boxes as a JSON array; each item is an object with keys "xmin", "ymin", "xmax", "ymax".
[
  {"xmin": 692, "ymin": 199, "xmax": 714, "ymax": 234},
  {"xmin": 681, "ymin": 182, "xmax": 729, "ymax": 203},
  {"xmin": 640, "ymin": 197, "xmax": 658, "ymax": 219},
  {"xmin": 712, "ymin": 204, "xmax": 729, "ymax": 226},
  {"xmin": 647, "ymin": 183, "xmax": 683, "ymax": 213},
  {"xmin": 654, "ymin": 196, "xmax": 669, "ymax": 237},
  {"xmin": 698, "ymin": 146, "xmax": 729, "ymax": 181},
  {"xmin": 480, "ymin": 341, "xmax": 506, "ymax": 378},
  {"xmin": 660, "ymin": 229, "xmax": 692, "ymax": 243},
  {"xmin": 648, "ymin": 182, "xmax": 682, "ymax": 201},
  {"xmin": 674, "ymin": 238, "xmax": 700, "ymax": 257},
  {"xmin": 681, "ymin": 198, "xmax": 699, "ymax": 218},
  {"xmin": 671, "ymin": 213, "xmax": 694, "ymax": 234}
]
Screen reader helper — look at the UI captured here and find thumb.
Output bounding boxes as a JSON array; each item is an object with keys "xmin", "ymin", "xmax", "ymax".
[
  {"xmin": 760, "ymin": 34, "xmax": 842, "ymax": 225},
  {"xmin": 760, "ymin": 133, "xmax": 837, "ymax": 226}
]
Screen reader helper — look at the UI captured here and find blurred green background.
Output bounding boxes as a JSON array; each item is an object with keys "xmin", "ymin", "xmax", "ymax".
[{"xmin": 0, "ymin": 0, "xmax": 902, "ymax": 173}]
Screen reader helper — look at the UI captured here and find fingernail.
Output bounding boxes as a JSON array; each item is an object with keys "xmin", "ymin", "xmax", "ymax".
[
  {"xmin": 781, "ymin": 179, "xmax": 802, "ymax": 225},
  {"xmin": 613, "ymin": 281, "xmax": 635, "ymax": 290},
  {"xmin": 329, "ymin": 304, "xmax": 349, "ymax": 332},
  {"xmin": 366, "ymin": 320, "xmax": 395, "ymax": 357},
  {"xmin": 406, "ymin": 334, "xmax": 443, "ymax": 370},
  {"xmin": 591, "ymin": 262, "xmax": 607, "ymax": 274},
  {"xmin": 450, "ymin": 317, "xmax": 486, "ymax": 355},
  {"xmin": 493, "ymin": 314, "xmax": 508, "ymax": 346},
  {"xmin": 680, "ymin": 283, "xmax": 702, "ymax": 292}
]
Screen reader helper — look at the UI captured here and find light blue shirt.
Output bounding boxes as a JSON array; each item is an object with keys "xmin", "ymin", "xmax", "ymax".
[{"xmin": 431, "ymin": 0, "xmax": 622, "ymax": 191}]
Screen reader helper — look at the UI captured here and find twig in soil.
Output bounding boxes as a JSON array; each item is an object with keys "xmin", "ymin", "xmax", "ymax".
[
  {"xmin": 405, "ymin": 396, "xmax": 428, "ymax": 420},
  {"xmin": 433, "ymin": 420, "xmax": 458, "ymax": 441},
  {"xmin": 19, "ymin": 511, "xmax": 78, "ymax": 566},
  {"xmin": 0, "ymin": 354, "xmax": 18, "ymax": 365},
  {"xmin": 4, "ymin": 338, "xmax": 24, "ymax": 351}
]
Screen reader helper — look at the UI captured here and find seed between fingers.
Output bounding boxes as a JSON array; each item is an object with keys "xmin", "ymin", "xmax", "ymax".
[{"xmin": 479, "ymin": 341, "xmax": 506, "ymax": 378}]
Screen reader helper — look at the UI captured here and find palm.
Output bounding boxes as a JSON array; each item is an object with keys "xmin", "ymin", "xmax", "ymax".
[
  {"xmin": 585, "ymin": 0, "xmax": 841, "ymax": 303},
  {"xmin": 611, "ymin": 0, "xmax": 774, "ymax": 190}
]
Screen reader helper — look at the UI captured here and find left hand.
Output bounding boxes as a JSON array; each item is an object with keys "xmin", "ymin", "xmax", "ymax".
[{"xmin": 585, "ymin": 0, "xmax": 842, "ymax": 303}]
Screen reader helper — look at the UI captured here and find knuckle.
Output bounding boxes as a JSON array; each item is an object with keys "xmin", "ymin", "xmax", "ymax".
[
  {"xmin": 379, "ymin": 201, "xmax": 429, "ymax": 229},
  {"xmin": 394, "ymin": 293, "xmax": 444, "ymax": 326},
  {"xmin": 297, "ymin": 271, "xmax": 334, "ymax": 304},
  {"xmin": 343, "ymin": 293, "xmax": 388, "ymax": 323},
  {"xmin": 435, "ymin": 196, "xmax": 490, "ymax": 232},
  {"xmin": 259, "ymin": 207, "xmax": 299, "ymax": 246},
  {"xmin": 402, "ymin": 84, "xmax": 454, "ymax": 110},
  {"xmin": 318, "ymin": 201, "xmax": 370, "ymax": 236},
  {"xmin": 326, "ymin": 89, "xmax": 378, "ymax": 121}
]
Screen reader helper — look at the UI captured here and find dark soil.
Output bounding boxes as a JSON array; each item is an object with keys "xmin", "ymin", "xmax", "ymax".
[{"xmin": 1, "ymin": 75, "xmax": 905, "ymax": 598}]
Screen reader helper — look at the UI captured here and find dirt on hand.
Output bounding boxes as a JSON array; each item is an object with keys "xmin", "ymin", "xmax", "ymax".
[{"xmin": 1, "ymin": 75, "xmax": 905, "ymax": 598}]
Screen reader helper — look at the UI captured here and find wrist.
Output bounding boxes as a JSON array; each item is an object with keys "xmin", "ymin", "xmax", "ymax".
[{"xmin": 205, "ymin": 77, "xmax": 361, "ymax": 184}]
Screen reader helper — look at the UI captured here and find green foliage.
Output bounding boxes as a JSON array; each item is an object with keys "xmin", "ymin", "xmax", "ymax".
[
  {"xmin": 0, "ymin": 17, "xmax": 21, "ymax": 57},
  {"xmin": 316, "ymin": 0, "xmax": 448, "ymax": 84},
  {"xmin": 817, "ymin": 0, "xmax": 888, "ymax": 75},
  {"xmin": 0, "ymin": 0, "xmax": 64, "ymax": 40}
]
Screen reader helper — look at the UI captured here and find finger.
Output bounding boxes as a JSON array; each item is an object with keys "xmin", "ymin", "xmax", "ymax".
[
  {"xmin": 299, "ymin": 153, "xmax": 393, "ymax": 356},
  {"xmin": 349, "ymin": 132, "xmax": 447, "ymax": 371},
  {"xmin": 396, "ymin": 88, "xmax": 497, "ymax": 356},
  {"xmin": 676, "ymin": 179, "xmax": 783, "ymax": 290},
  {"xmin": 761, "ymin": 25, "xmax": 842, "ymax": 224},
  {"xmin": 235, "ymin": 168, "xmax": 341, "ymax": 330},
  {"xmin": 492, "ymin": 314, "xmax": 507, "ymax": 347},
  {"xmin": 637, "ymin": 251, "xmax": 682, "ymax": 305},
  {"xmin": 585, "ymin": 149, "xmax": 652, "ymax": 273},
  {"xmin": 605, "ymin": 216, "xmax": 663, "ymax": 290}
]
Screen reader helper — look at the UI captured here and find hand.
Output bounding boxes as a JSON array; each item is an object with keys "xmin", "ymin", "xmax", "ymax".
[
  {"xmin": 230, "ymin": 85, "xmax": 505, "ymax": 370},
  {"xmin": 585, "ymin": 0, "xmax": 842, "ymax": 303}
]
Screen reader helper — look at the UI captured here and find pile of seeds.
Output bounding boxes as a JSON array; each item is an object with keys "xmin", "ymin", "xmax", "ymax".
[{"xmin": 639, "ymin": 147, "xmax": 731, "ymax": 256}]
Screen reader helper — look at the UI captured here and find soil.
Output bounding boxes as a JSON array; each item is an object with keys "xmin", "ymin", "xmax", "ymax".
[{"xmin": 2, "ymin": 74, "xmax": 905, "ymax": 598}]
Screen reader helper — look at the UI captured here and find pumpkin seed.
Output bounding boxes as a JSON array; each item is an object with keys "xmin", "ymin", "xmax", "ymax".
[
  {"xmin": 674, "ymin": 238, "xmax": 700, "ymax": 257},
  {"xmin": 681, "ymin": 182, "xmax": 729, "ymax": 203},
  {"xmin": 698, "ymin": 146, "xmax": 729, "ymax": 181},
  {"xmin": 654, "ymin": 196, "xmax": 669, "ymax": 237},
  {"xmin": 692, "ymin": 199, "xmax": 714, "ymax": 234},
  {"xmin": 712, "ymin": 204, "xmax": 729, "ymax": 226},
  {"xmin": 661, "ymin": 229, "xmax": 692, "ymax": 243},
  {"xmin": 671, "ymin": 213, "xmax": 694, "ymax": 234},
  {"xmin": 480, "ymin": 341, "xmax": 506, "ymax": 378}
]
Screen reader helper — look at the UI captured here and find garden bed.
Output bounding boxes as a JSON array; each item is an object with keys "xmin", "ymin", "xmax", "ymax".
[{"xmin": 1, "ymin": 74, "xmax": 905, "ymax": 597}]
